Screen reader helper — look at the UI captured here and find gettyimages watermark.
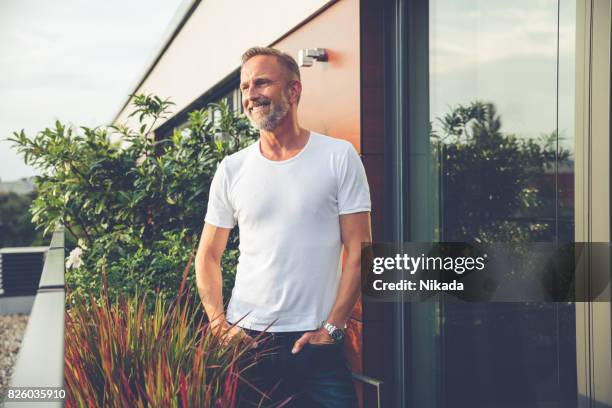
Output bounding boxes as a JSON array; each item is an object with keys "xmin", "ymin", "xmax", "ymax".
[{"xmin": 361, "ymin": 242, "xmax": 611, "ymax": 302}]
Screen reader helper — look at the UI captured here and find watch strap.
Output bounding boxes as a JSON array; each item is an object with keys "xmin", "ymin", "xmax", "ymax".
[{"xmin": 322, "ymin": 321, "xmax": 345, "ymax": 342}]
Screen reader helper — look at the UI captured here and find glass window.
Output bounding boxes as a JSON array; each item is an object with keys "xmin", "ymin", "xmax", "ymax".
[
  {"xmin": 430, "ymin": 0, "xmax": 575, "ymax": 244},
  {"xmin": 208, "ymin": 87, "xmax": 243, "ymax": 127},
  {"xmin": 404, "ymin": 1, "xmax": 578, "ymax": 407}
]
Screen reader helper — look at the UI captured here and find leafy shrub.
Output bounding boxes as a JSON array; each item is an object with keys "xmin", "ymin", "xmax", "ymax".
[{"xmin": 9, "ymin": 95, "xmax": 257, "ymax": 308}]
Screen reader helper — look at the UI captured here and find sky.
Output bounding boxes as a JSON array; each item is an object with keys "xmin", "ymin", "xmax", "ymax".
[
  {"xmin": 0, "ymin": 0, "xmax": 184, "ymax": 182},
  {"xmin": 429, "ymin": 0, "xmax": 575, "ymax": 151}
]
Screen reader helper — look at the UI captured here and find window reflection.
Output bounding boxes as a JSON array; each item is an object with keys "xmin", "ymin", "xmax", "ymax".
[{"xmin": 428, "ymin": 1, "xmax": 577, "ymax": 406}]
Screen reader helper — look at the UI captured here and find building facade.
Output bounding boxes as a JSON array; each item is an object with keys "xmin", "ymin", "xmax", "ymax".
[{"xmin": 113, "ymin": 1, "xmax": 612, "ymax": 406}]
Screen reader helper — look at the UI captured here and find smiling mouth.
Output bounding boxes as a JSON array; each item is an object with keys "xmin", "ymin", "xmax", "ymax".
[{"xmin": 249, "ymin": 103, "xmax": 270, "ymax": 113}]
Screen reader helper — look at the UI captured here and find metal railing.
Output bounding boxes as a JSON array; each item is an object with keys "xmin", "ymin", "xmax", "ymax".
[
  {"xmin": 3, "ymin": 228, "xmax": 65, "ymax": 408},
  {"xmin": 352, "ymin": 371, "xmax": 384, "ymax": 408}
]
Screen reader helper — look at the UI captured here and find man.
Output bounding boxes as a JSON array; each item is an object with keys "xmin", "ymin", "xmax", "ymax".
[{"xmin": 195, "ymin": 46, "xmax": 371, "ymax": 407}]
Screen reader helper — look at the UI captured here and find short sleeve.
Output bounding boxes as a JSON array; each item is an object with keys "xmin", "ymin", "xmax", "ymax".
[
  {"xmin": 204, "ymin": 158, "xmax": 236, "ymax": 228},
  {"xmin": 338, "ymin": 144, "xmax": 371, "ymax": 215}
]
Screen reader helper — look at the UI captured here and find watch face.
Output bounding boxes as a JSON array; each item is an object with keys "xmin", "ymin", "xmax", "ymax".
[{"xmin": 331, "ymin": 329, "xmax": 344, "ymax": 342}]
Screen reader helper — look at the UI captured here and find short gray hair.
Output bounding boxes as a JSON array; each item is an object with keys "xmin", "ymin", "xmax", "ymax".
[{"xmin": 241, "ymin": 46, "xmax": 301, "ymax": 82}]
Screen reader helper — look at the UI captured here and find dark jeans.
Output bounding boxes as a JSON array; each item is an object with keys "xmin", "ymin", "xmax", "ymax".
[{"xmin": 238, "ymin": 329, "xmax": 358, "ymax": 408}]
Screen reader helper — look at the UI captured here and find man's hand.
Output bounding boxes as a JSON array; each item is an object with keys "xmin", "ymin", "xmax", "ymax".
[
  {"xmin": 211, "ymin": 320, "xmax": 258, "ymax": 348},
  {"xmin": 291, "ymin": 327, "xmax": 334, "ymax": 354}
]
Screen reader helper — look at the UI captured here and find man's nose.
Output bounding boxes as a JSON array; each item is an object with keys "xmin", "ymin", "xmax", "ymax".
[{"xmin": 244, "ymin": 86, "xmax": 260, "ymax": 101}]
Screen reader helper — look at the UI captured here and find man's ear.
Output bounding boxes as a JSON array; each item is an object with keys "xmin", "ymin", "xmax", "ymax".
[{"xmin": 287, "ymin": 80, "xmax": 302, "ymax": 105}]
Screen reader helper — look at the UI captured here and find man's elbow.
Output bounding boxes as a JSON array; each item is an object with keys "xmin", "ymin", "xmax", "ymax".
[
  {"xmin": 195, "ymin": 251, "xmax": 216, "ymax": 292},
  {"xmin": 195, "ymin": 248, "xmax": 221, "ymax": 274}
]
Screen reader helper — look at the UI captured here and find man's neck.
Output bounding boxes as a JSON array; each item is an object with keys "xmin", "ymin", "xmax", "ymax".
[{"xmin": 258, "ymin": 117, "xmax": 309, "ymax": 161}]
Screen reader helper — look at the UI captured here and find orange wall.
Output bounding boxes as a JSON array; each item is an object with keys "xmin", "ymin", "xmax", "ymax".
[{"xmin": 273, "ymin": 0, "xmax": 361, "ymax": 153}]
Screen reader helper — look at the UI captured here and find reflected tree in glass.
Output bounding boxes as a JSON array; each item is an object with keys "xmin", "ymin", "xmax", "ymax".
[{"xmin": 432, "ymin": 101, "xmax": 571, "ymax": 244}]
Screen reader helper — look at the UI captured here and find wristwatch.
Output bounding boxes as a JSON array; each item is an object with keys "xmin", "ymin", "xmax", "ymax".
[{"xmin": 322, "ymin": 321, "xmax": 345, "ymax": 343}]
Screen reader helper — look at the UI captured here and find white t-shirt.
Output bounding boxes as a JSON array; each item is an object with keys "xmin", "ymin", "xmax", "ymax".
[{"xmin": 204, "ymin": 132, "xmax": 371, "ymax": 331}]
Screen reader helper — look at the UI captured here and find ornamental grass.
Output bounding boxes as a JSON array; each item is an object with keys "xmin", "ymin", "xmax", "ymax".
[{"xmin": 64, "ymin": 254, "xmax": 267, "ymax": 407}]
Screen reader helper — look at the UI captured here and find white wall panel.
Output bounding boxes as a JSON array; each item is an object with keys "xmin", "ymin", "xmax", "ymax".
[{"xmin": 114, "ymin": 0, "xmax": 331, "ymax": 128}]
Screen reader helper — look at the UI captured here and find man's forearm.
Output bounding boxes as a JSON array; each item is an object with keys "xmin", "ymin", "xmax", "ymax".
[
  {"xmin": 326, "ymin": 212, "xmax": 371, "ymax": 330},
  {"xmin": 325, "ymin": 253, "xmax": 362, "ymax": 328},
  {"xmin": 195, "ymin": 254, "xmax": 225, "ymax": 325}
]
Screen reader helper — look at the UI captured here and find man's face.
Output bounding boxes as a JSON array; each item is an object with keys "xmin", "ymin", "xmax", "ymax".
[{"xmin": 240, "ymin": 55, "xmax": 293, "ymax": 131}]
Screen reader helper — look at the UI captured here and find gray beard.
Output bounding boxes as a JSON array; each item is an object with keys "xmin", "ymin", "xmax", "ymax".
[{"xmin": 247, "ymin": 98, "xmax": 290, "ymax": 131}]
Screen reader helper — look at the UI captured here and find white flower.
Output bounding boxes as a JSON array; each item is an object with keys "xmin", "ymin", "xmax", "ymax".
[{"xmin": 66, "ymin": 247, "xmax": 84, "ymax": 270}]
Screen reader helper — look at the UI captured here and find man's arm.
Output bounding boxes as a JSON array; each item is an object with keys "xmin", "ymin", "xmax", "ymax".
[
  {"xmin": 292, "ymin": 211, "xmax": 372, "ymax": 353},
  {"xmin": 195, "ymin": 222, "xmax": 231, "ymax": 326},
  {"xmin": 195, "ymin": 222, "xmax": 253, "ymax": 344},
  {"xmin": 326, "ymin": 211, "xmax": 372, "ymax": 327}
]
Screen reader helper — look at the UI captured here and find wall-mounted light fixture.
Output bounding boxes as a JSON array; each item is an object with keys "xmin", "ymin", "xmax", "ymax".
[{"xmin": 298, "ymin": 48, "xmax": 328, "ymax": 67}]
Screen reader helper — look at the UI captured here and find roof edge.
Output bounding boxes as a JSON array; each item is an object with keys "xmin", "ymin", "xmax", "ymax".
[{"xmin": 109, "ymin": 0, "xmax": 202, "ymax": 125}]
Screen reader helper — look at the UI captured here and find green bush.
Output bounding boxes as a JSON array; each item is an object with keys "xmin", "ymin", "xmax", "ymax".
[
  {"xmin": 9, "ymin": 95, "xmax": 257, "ymax": 308},
  {"xmin": 0, "ymin": 191, "xmax": 49, "ymax": 247}
]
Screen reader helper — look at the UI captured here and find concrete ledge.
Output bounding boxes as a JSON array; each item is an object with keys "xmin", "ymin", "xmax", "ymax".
[
  {"xmin": 3, "ymin": 228, "xmax": 64, "ymax": 408},
  {"xmin": 3, "ymin": 291, "xmax": 64, "ymax": 408},
  {"xmin": 38, "ymin": 249, "xmax": 64, "ymax": 289}
]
